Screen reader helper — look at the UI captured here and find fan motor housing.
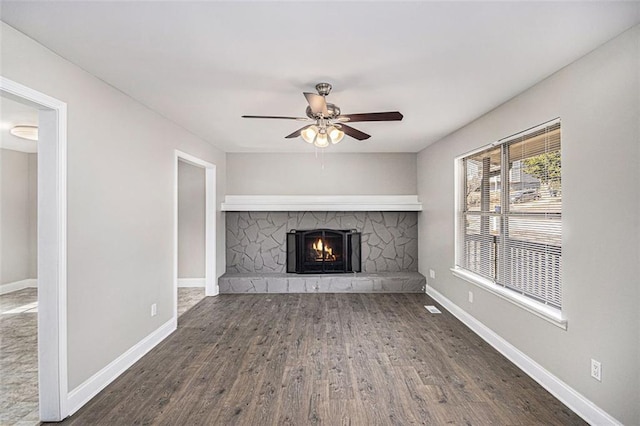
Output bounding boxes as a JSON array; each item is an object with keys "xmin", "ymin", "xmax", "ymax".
[{"xmin": 306, "ymin": 103, "xmax": 341, "ymax": 120}]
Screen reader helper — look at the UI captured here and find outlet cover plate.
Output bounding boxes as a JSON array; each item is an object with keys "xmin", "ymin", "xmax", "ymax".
[{"xmin": 591, "ymin": 359, "xmax": 601, "ymax": 381}]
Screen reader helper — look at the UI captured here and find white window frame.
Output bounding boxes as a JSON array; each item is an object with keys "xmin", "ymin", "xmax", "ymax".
[{"xmin": 452, "ymin": 119, "xmax": 567, "ymax": 329}]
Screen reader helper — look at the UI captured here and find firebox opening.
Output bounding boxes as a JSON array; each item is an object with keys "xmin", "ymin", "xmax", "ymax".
[
  {"xmin": 287, "ymin": 229, "xmax": 361, "ymax": 274},
  {"xmin": 309, "ymin": 237, "xmax": 341, "ymax": 262}
]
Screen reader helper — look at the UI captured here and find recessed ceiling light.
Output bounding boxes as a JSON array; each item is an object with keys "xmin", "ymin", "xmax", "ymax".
[{"xmin": 10, "ymin": 125, "xmax": 38, "ymax": 141}]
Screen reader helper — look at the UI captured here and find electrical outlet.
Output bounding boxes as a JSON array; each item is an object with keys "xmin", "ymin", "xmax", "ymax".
[
  {"xmin": 591, "ymin": 359, "xmax": 601, "ymax": 381},
  {"xmin": 151, "ymin": 303, "xmax": 157, "ymax": 317},
  {"xmin": 429, "ymin": 269, "xmax": 436, "ymax": 279},
  {"xmin": 468, "ymin": 291, "xmax": 474, "ymax": 303}
]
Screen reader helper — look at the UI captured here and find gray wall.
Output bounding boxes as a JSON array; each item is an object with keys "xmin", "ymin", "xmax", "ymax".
[
  {"xmin": 417, "ymin": 26, "xmax": 639, "ymax": 424},
  {"xmin": 226, "ymin": 211, "xmax": 418, "ymax": 273},
  {"xmin": 227, "ymin": 153, "xmax": 417, "ymax": 195},
  {"xmin": 1, "ymin": 149, "xmax": 37, "ymax": 284},
  {"xmin": 1, "ymin": 22, "xmax": 226, "ymax": 390},
  {"xmin": 177, "ymin": 160, "xmax": 205, "ymax": 278}
]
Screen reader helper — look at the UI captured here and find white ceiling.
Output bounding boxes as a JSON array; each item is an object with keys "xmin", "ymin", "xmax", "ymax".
[
  {"xmin": 0, "ymin": 96, "xmax": 38, "ymax": 153},
  {"xmin": 1, "ymin": 2, "xmax": 638, "ymax": 153}
]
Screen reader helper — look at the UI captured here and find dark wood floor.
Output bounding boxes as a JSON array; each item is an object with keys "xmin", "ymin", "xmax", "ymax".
[{"xmin": 56, "ymin": 294, "xmax": 585, "ymax": 425}]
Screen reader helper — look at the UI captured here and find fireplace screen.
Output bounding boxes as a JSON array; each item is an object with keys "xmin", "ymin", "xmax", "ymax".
[{"xmin": 287, "ymin": 229, "xmax": 361, "ymax": 274}]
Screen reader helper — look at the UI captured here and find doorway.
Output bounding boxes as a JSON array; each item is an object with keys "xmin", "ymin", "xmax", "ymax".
[
  {"xmin": 0, "ymin": 95, "xmax": 39, "ymax": 424},
  {"xmin": 0, "ymin": 77, "xmax": 68, "ymax": 422},
  {"xmin": 174, "ymin": 151, "xmax": 216, "ymax": 323},
  {"xmin": 177, "ymin": 159, "xmax": 205, "ymax": 316}
]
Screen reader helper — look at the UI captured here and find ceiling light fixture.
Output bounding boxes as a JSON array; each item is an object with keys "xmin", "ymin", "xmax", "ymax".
[
  {"xmin": 301, "ymin": 122, "xmax": 345, "ymax": 148},
  {"xmin": 10, "ymin": 125, "xmax": 38, "ymax": 141}
]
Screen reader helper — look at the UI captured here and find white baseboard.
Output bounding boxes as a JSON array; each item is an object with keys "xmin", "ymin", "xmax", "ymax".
[
  {"xmin": 178, "ymin": 278, "xmax": 205, "ymax": 288},
  {"xmin": 426, "ymin": 285, "xmax": 621, "ymax": 426},
  {"xmin": 66, "ymin": 317, "xmax": 176, "ymax": 416},
  {"xmin": 0, "ymin": 278, "xmax": 37, "ymax": 295}
]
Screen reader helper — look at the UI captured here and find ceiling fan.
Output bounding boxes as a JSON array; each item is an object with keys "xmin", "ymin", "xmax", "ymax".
[{"xmin": 242, "ymin": 83, "xmax": 403, "ymax": 148}]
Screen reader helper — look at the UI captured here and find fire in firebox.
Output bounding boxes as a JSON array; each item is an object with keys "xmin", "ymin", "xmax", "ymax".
[
  {"xmin": 287, "ymin": 229, "xmax": 361, "ymax": 274},
  {"xmin": 311, "ymin": 238, "xmax": 336, "ymax": 261}
]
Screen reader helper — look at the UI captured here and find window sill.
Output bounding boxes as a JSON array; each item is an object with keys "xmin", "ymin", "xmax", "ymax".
[{"xmin": 450, "ymin": 267, "xmax": 568, "ymax": 330}]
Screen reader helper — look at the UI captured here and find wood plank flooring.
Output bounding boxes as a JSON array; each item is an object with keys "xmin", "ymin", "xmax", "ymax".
[
  {"xmin": 177, "ymin": 287, "xmax": 205, "ymax": 317},
  {"xmin": 55, "ymin": 294, "xmax": 585, "ymax": 425}
]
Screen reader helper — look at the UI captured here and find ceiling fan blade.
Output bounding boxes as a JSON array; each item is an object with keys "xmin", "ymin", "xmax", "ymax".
[
  {"xmin": 303, "ymin": 92, "xmax": 329, "ymax": 116},
  {"xmin": 285, "ymin": 125, "xmax": 313, "ymax": 139},
  {"xmin": 338, "ymin": 112, "xmax": 403, "ymax": 122},
  {"xmin": 242, "ymin": 115, "xmax": 309, "ymax": 120},
  {"xmin": 340, "ymin": 124, "xmax": 371, "ymax": 141}
]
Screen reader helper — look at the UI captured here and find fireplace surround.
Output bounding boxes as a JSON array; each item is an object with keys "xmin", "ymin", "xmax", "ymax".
[
  {"xmin": 226, "ymin": 211, "xmax": 418, "ymax": 274},
  {"xmin": 221, "ymin": 211, "xmax": 425, "ymax": 293},
  {"xmin": 287, "ymin": 229, "xmax": 361, "ymax": 274}
]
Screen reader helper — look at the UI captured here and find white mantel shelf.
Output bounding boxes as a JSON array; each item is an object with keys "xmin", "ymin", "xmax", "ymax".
[{"xmin": 221, "ymin": 195, "xmax": 423, "ymax": 212}]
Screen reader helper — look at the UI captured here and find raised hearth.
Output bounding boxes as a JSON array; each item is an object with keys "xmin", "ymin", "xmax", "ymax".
[{"xmin": 218, "ymin": 272, "xmax": 425, "ymax": 294}]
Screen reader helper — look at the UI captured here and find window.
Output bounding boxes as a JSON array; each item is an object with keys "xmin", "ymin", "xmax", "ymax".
[{"xmin": 456, "ymin": 120, "xmax": 562, "ymax": 310}]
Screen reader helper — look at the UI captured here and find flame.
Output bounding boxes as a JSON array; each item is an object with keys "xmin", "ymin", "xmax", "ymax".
[{"xmin": 312, "ymin": 238, "xmax": 335, "ymax": 261}]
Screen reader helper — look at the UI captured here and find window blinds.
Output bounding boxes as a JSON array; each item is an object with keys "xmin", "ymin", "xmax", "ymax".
[{"xmin": 457, "ymin": 120, "xmax": 562, "ymax": 309}]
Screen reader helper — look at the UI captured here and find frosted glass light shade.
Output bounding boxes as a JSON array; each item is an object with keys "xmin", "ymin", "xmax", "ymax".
[
  {"xmin": 314, "ymin": 132, "xmax": 329, "ymax": 148},
  {"xmin": 327, "ymin": 126, "xmax": 345, "ymax": 144},
  {"xmin": 301, "ymin": 125, "xmax": 318, "ymax": 144}
]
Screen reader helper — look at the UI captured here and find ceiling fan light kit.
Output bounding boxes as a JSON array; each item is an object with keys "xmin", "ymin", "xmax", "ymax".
[
  {"xmin": 301, "ymin": 123, "xmax": 345, "ymax": 147},
  {"xmin": 242, "ymin": 83, "xmax": 403, "ymax": 149}
]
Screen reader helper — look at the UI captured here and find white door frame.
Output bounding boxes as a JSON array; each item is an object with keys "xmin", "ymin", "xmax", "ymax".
[
  {"xmin": 174, "ymin": 150, "xmax": 217, "ymax": 320},
  {"xmin": 1, "ymin": 77, "xmax": 68, "ymax": 421}
]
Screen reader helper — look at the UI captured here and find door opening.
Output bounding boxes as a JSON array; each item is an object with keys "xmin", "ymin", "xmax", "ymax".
[
  {"xmin": 176, "ymin": 159, "xmax": 206, "ymax": 317},
  {"xmin": 0, "ymin": 95, "xmax": 39, "ymax": 424},
  {"xmin": 173, "ymin": 151, "xmax": 216, "ymax": 324},
  {"xmin": 1, "ymin": 77, "xmax": 68, "ymax": 421}
]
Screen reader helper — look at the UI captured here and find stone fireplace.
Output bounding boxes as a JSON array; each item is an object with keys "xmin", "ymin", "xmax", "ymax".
[
  {"xmin": 225, "ymin": 211, "xmax": 418, "ymax": 274},
  {"xmin": 286, "ymin": 228, "xmax": 361, "ymax": 274},
  {"xmin": 219, "ymin": 195, "xmax": 424, "ymax": 293}
]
